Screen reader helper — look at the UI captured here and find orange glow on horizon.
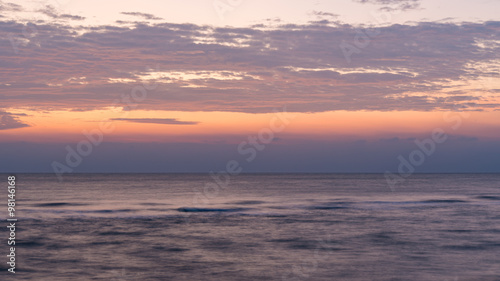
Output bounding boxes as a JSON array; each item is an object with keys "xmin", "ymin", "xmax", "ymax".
[{"xmin": 2, "ymin": 108, "xmax": 500, "ymax": 143}]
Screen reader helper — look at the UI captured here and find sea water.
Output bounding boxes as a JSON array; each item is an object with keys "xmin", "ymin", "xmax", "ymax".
[{"xmin": 1, "ymin": 173, "xmax": 499, "ymax": 280}]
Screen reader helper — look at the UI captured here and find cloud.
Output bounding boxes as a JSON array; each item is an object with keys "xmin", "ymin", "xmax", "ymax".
[
  {"xmin": 0, "ymin": 1, "xmax": 22, "ymax": 12},
  {"xmin": 310, "ymin": 11, "xmax": 339, "ymax": 19},
  {"xmin": 121, "ymin": 12, "xmax": 163, "ymax": 20},
  {"xmin": 308, "ymin": 11, "xmax": 341, "ymax": 25},
  {"xmin": 353, "ymin": 0, "xmax": 421, "ymax": 11},
  {"xmin": 38, "ymin": 5, "xmax": 85, "ymax": 20},
  {"xmin": 110, "ymin": 118, "xmax": 199, "ymax": 125},
  {"xmin": 0, "ymin": 19, "xmax": 499, "ymax": 113},
  {"xmin": 0, "ymin": 111, "xmax": 30, "ymax": 130}
]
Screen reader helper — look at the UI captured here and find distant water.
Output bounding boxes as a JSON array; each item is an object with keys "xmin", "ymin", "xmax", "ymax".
[{"xmin": 1, "ymin": 174, "xmax": 500, "ymax": 280}]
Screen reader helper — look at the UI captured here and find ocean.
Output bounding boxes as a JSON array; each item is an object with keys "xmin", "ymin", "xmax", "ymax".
[{"xmin": 1, "ymin": 173, "xmax": 500, "ymax": 280}]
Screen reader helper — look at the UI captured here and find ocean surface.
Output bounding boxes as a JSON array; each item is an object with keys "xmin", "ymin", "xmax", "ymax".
[{"xmin": 1, "ymin": 173, "xmax": 500, "ymax": 280}]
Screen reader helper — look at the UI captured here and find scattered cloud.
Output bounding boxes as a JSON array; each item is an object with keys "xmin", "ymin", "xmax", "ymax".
[
  {"xmin": 110, "ymin": 118, "xmax": 199, "ymax": 125},
  {"xmin": 0, "ymin": 111, "xmax": 30, "ymax": 130},
  {"xmin": 121, "ymin": 12, "xmax": 163, "ymax": 20},
  {"xmin": 0, "ymin": 1, "xmax": 22, "ymax": 12},
  {"xmin": 310, "ymin": 11, "xmax": 339, "ymax": 19},
  {"xmin": 308, "ymin": 11, "xmax": 341, "ymax": 25},
  {"xmin": 38, "ymin": 5, "xmax": 85, "ymax": 20},
  {"xmin": 353, "ymin": 0, "xmax": 421, "ymax": 11}
]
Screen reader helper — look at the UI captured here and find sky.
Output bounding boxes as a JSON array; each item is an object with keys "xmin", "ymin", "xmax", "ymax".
[{"xmin": 0, "ymin": 0, "xmax": 499, "ymax": 175}]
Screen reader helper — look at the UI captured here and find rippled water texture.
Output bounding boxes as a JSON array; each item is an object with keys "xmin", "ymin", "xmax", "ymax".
[{"xmin": 1, "ymin": 174, "xmax": 499, "ymax": 280}]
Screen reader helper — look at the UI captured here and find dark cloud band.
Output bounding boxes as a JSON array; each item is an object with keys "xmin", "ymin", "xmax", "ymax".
[{"xmin": 110, "ymin": 118, "xmax": 198, "ymax": 125}]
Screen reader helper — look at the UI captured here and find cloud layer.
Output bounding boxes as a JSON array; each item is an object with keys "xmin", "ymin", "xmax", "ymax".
[
  {"xmin": 2, "ymin": 137, "xmax": 500, "ymax": 173},
  {"xmin": 0, "ymin": 7, "xmax": 499, "ymax": 114}
]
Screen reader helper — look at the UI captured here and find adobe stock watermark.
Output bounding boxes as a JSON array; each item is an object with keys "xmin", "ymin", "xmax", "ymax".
[
  {"xmin": 8, "ymin": 23, "xmax": 40, "ymax": 54},
  {"xmin": 213, "ymin": 0, "xmax": 243, "ymax": 20},
  {"xmin": 185, "ymin": 106, "xmax": 295, "ymax": 217},
  {"xmin": 384, "ymin": 103, "xmax": 473, "ymax": 191},
  {"xmin": 51, "ymin": 66, "xmax": 159, "ymax": 181},
  {"xmin": 43, "ymin": 0, "xmax": 73, "ymax": 7},
  {"xmin": 111, "ymin": 267, "xmax": 148, "ymax": 281},
  {"xmin": 7, "ymin": 0, "xmax": 80, "ymax": 54},
  {"xmin": 340, "ymin": 8, "xmax": 401, "ymax": 63},
  {"xmin": 281, "ymin": 234, "xmax": 335, "ymax": 281}
]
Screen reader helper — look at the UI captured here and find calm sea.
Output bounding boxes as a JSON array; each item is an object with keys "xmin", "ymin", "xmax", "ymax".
[{"xmin": 1, "ymin": 173, "xmax": 499, "ymax": 280}]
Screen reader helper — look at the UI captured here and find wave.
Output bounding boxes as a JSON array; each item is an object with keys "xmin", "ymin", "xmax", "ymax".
[
  {"xmin": 34, "ymin": 202, "xmax": 89, "ymax": 207},
  {"xmin": 177, "ymin": 207, "xmax": 251, "ymax": 213},
  {"xmin": 476, "ymin": 195, "xmax": 500, "ymax": 200},
  {"xmin": 228, "ymin": 200, "xmax": 266, "ymax": 205},
  {"xmin": 83, "ymin": 209, "xmax": 135, "ymax": 213},
  {"xmin": 421, "ymin": 199, "xmax": 467, "ymax": 203},
  {"xmin": 365, "ymin": 199, "xmax": 468, "ymax": 205},
  {"xmin": 309, "ymin": 205, "xmax": 348, "ymax": 210}
]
